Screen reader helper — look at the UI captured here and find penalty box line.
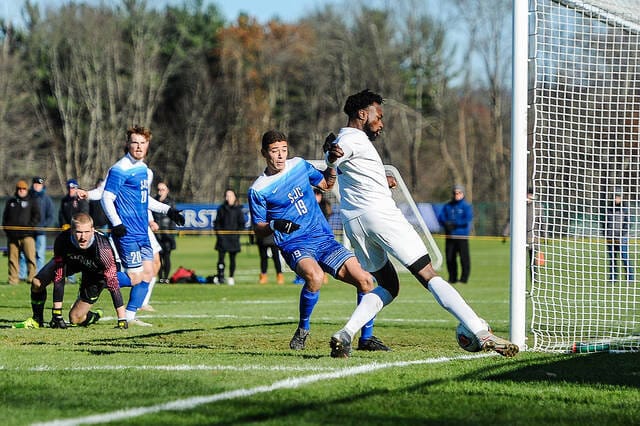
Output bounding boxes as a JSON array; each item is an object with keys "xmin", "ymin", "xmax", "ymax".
[{"xmin": 34, "ymin": 353, "xmax": 493, "ymax": 426}]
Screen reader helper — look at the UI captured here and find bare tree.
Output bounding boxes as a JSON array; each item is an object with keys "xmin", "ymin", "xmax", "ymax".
[
  {"xmin": 450, "ymin": 0, "xmax": 512, "ymax": 213},
  {"xmin": 27, "ymin": 1, "xmax": 182, "ymax": 188}
]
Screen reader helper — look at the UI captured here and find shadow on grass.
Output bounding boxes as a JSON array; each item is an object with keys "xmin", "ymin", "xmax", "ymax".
[{"xmin": 479, "ymin": 352, "xmax": 640, "ymax": 387}]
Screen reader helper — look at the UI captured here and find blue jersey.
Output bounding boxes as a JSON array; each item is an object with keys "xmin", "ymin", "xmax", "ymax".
[
  {"xmin": 248, "ymin": 157, "xmax": 334, "ymax": 254},
  {"xmin": 103, "ymin": 154, "xmax": 153, "ymax": 239}
]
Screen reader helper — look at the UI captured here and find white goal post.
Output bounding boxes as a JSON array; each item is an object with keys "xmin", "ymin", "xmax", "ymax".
[{"xmin": 514, "ymin": 0, "xmax": 640, "ymax": 352}]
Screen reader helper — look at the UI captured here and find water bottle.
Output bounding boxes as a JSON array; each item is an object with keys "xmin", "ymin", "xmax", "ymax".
[{"xmin": 571, "ymin": 342, "xmax": 610, "ymax": 353}]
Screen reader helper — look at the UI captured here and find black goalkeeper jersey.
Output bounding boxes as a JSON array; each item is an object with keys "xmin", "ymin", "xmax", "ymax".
[{"xmin": 52, "ymin": 230, "xmax": 123, "ymax": 308}]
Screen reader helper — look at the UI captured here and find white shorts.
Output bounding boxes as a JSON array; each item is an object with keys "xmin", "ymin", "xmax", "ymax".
[
  {"xmin": 343, "ymin": 207, "xmax": 428, "ymax": 272},
  {"xmin": 148, "ymin": 228, "xmax": 162, "ymax": 254}
]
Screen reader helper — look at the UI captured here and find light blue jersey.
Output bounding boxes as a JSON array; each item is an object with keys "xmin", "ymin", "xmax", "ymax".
[
  {"xmin": 103, "ymin": 154, "xmax": 153, "ymax": 239},
  {"xmin": 102, "ymin": 153, "xmax": 153, "ymax": 268},
  {"xmin": 248, "ymin": 157, "xmax": 334, "ymax": 254}
]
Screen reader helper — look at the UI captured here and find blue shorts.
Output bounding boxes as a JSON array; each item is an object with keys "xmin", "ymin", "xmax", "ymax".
[
  {"xmin": 114, "ymin": 234, "xmax": 153, "ymax": 270},
  {"xmin": 281, "ymin": 237, "xmax": 354, "ymax": 277}
]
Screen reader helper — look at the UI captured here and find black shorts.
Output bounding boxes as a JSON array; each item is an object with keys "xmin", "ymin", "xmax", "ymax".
[{"xmin": 77, "ymin": 273, "xmax": 106, "ymax": 304}]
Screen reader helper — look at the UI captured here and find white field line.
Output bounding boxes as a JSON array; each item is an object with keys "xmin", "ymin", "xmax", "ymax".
[
  {"xmin": 98, "ymin": 313, "xmax": 457, "ymax": 323},
  {"xmin": 98, "ymin": 314, "xmax": 510, "ymax": 326},
  {"xmin": 158, "ymin": 299, "xmax": 509, "ymax": 305},
  {"xmin": 32, "ymin": 353, "xmax": 494, "ymax": 426},
  {"xmin": 22, "ymin": 364, "xmax": 336, "ymax": 373}
]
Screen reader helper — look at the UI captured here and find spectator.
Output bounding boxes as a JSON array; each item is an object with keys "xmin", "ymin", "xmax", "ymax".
[
  {"xmin": 526, "ymin": 187, "xmax": 547, "ymax": 279},
  {"xmin": 213, "ymin": 189, "xmax": 246, "ymax": 285},
  {"xmin": 152, "ymin": 182, "xmax": 177, "ymax": 284},
  {"xmin": 3, "ymin": 180, "xmax": 40, "ymax": 285},
  {"xmin": 603, "ymin": 188, "xmax": 634, "ymax": 283},
  {"xmin": 59, "ymin": 179, "xmax": 89, "ymax": 230},
  {"xmin": 257, "ymin": 233, "xmax": 284, "ymax": 285},
  {"xmin": 437, "ymin": 184, "xmax": 474, "ymax": 284},
  {"xmin": 19, "ymin": 176, "xmax": 55, "ymax": 277}
]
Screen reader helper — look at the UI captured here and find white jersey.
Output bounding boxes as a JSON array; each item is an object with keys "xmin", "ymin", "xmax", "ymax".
[
  {"xmin": 327, "ymin": 126, "xmax": 428, "ymax": 270},
  {"xmin": 326, "ymin": 127, "xmax": 396, "ymax": 220}
]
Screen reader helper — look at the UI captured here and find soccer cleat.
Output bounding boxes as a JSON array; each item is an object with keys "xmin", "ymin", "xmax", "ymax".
[
  {"xmin": 87, "ymin": 309, "xmax": 103, "ymax": 325},
  {"xmin": 49, "ymin": 316, "xmax": 68, "ymax": 329},
  {"xmin": 289, "ymin": 327, "xmax": 310, "ymax": 350},
  {"xmin": 330, "ymin": 329, "xmax": 352, "ymax": 358},
  {"xmin": 128, "ymin": 318, "xmax": 153, "ymax": 327},
  {"xmin": 12, "ymin": 317, "xmax": 42, "ymax": 329},
  {"xmin": 276, "ymin": 273, "xmax": 285, "ymax": 285},
  {"xmin": 139, "ymin": 304, "xmax": 156, "ymax": 312},
  {"xmin": 292, "ymin": 275, "xmax": 305, "ymax": 285},
  {"xmin": 357, "ymin": 335, "xmax": 391, "ymax": 351},
  {"xmin": 227, "ymin": 277, "xmax": 235, "ymax": 286},
  {"xmin": 478, "ymin": 332, "xmax": 519, "ymax": 358},
  {"xmin": 259, "ymin": 273, "xmax": 268, "ymax": 284}
]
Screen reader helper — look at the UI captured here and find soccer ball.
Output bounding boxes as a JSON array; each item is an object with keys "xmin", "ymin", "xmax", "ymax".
[{"xmin": 456, "ymin": 318, "xmax": 492, "ymax": 352}]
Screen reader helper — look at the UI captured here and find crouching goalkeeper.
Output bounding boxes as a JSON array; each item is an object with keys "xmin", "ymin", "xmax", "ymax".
[{"xmin": 14, "ymin": 212, "xmax": 128, "ymax": 329}]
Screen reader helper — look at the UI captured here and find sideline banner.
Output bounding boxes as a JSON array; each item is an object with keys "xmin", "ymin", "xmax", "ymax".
[
  {"xmin": 175, "ymin": 203, "xmax": 441, "ymax": 232},
  {"xmin": 176, "ymin": 203, "xmax": 220, "ymax": 230}
]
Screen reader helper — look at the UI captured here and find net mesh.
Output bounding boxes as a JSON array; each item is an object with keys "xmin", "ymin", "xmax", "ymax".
[{"xmin": 530, "ymin": 0, "xmax": 640, "ymax": 352}]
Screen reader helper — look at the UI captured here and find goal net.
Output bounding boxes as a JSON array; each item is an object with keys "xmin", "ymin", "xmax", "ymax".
[{"xmin": 530, "ymin": 0, "xmax": 640, "ymax": 352}]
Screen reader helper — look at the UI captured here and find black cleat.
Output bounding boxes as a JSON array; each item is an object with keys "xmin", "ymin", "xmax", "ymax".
[
  {"xmin": 357, "ymin": 335, "xmax": 391, "ymax": 351},
  {"xmin": 289, "ymin": 327, "xmax": 310, "ymax": 350},
  {"xmin": 330, "ymin": 330, "xmax": 352, "ymax": 358},
  {"xmin": 87, "ymin": 309, "xmax": 103, "ymax": 325},
  {"xmin": 49, "ymin": 316, "xmax": 68, "ymax": 329}
]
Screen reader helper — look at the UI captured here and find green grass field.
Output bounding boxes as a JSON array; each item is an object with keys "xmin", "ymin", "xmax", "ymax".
[{"xmin": 1, "ymin": 236, "xmax": 639, "ymax": 425}]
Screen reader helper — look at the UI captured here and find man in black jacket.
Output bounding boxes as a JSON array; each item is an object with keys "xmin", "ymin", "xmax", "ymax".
[
  {"xmin": 3, "ymin": 180, "xmax": 40, "ymax": 284},
  {"xmin": 58, "ymin": 178, "xmax": 89, "ymax": 230}
]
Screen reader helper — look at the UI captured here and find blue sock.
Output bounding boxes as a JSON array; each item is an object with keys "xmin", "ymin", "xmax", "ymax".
[
  {"xmin": 117, "ymin": 272, "xmax": 132, "ymax": 287},
  {"xmin": 126, "ymin": 281, "xmax": 149, "ymax": 312},
  {"xmin": 298, "ymin": 287, "xmax": 319, "ymax": 330},
  {"xmin": 372, "ymin": 285, "xmax": 394, "ymax": 305},
  {"xmin": 358, "ymin": 292, "xmax": 374, "ymax": 340}
]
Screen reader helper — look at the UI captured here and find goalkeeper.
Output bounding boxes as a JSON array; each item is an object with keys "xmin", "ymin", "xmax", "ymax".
[
  {"xmin": 14, "ymin": 213, "xmax": 129, "ymax": 329},
  {"xmin": 248, "ymin": 130, "xmax": 389, "ymax": 352}
]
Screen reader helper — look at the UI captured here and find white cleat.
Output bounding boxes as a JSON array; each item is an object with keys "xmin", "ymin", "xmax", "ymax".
[
  {"xmin": 128, "ymin": 318, "xmax": 153, "ymax": 327},
  {"xmin": 478, "ymin": 332, "xmax": 519, "ymax": 357}
]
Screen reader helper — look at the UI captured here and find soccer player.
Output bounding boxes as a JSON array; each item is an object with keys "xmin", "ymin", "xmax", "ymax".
[
  {"xmin": 140, "ymin": 222, "xmax": 163, "ymax": 311},
  {"xmin": 248, "ymin": 129, "xmax": 387, "ymax": 351},
  {"xmin": 326, "ymin": 89, "xmax": 519, "ymax": 358},
  {"xmin": 13, "ymin": 213, "xmax": 128, "ymax": 329},
  {"xmin": 100, "ymin": 125, "xmax": 184, "ymax": 326}
]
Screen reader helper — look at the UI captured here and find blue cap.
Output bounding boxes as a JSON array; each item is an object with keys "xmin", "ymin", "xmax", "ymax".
[{"xmin": 66, "ymin": 179, "xmax": 79, "ymax": 188}]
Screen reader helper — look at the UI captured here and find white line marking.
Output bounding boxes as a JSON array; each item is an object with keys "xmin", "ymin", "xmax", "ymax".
[
  {"xmin": 22, "ymin": 364, "xmax": 334, "ymax": 372},
  {"xmin": 33, "ymin": 353, "xmax": 494, "ymax": 426}
]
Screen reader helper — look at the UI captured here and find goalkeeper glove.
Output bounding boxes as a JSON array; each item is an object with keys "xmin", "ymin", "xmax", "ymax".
[
  {"xmin": 322, "ymin": 132, "xmax": 337, "ymax": 153},
  {"xmin": 111, "ymin": 224, "xmax": 127, "ymax": 238},
  {"xmin": 115, "ymin": 319, "xmax": 128, "ymax": 329},
  {"xmin": 167, "ymin": 208, "xmax": 185, "ymax": 226},
  {"xmin": 270, "ymin": 219, "xmax": 300, "ymax": 234}
]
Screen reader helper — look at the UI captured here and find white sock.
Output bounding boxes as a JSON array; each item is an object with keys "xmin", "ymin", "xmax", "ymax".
[
  {"xmin": 142, "ymin": 277, "xmax": 157, "ymax": 306},
  {"xmin": 125, "ymin": 309, "xmax": 136, "ymax": 321},
  {"xmin": 343, "ymin": 292, "xmax": 384, "ymax": 338},
  {"xmin": 427, "ymin": 276, "xmax": 486, "ymax": 335}
]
